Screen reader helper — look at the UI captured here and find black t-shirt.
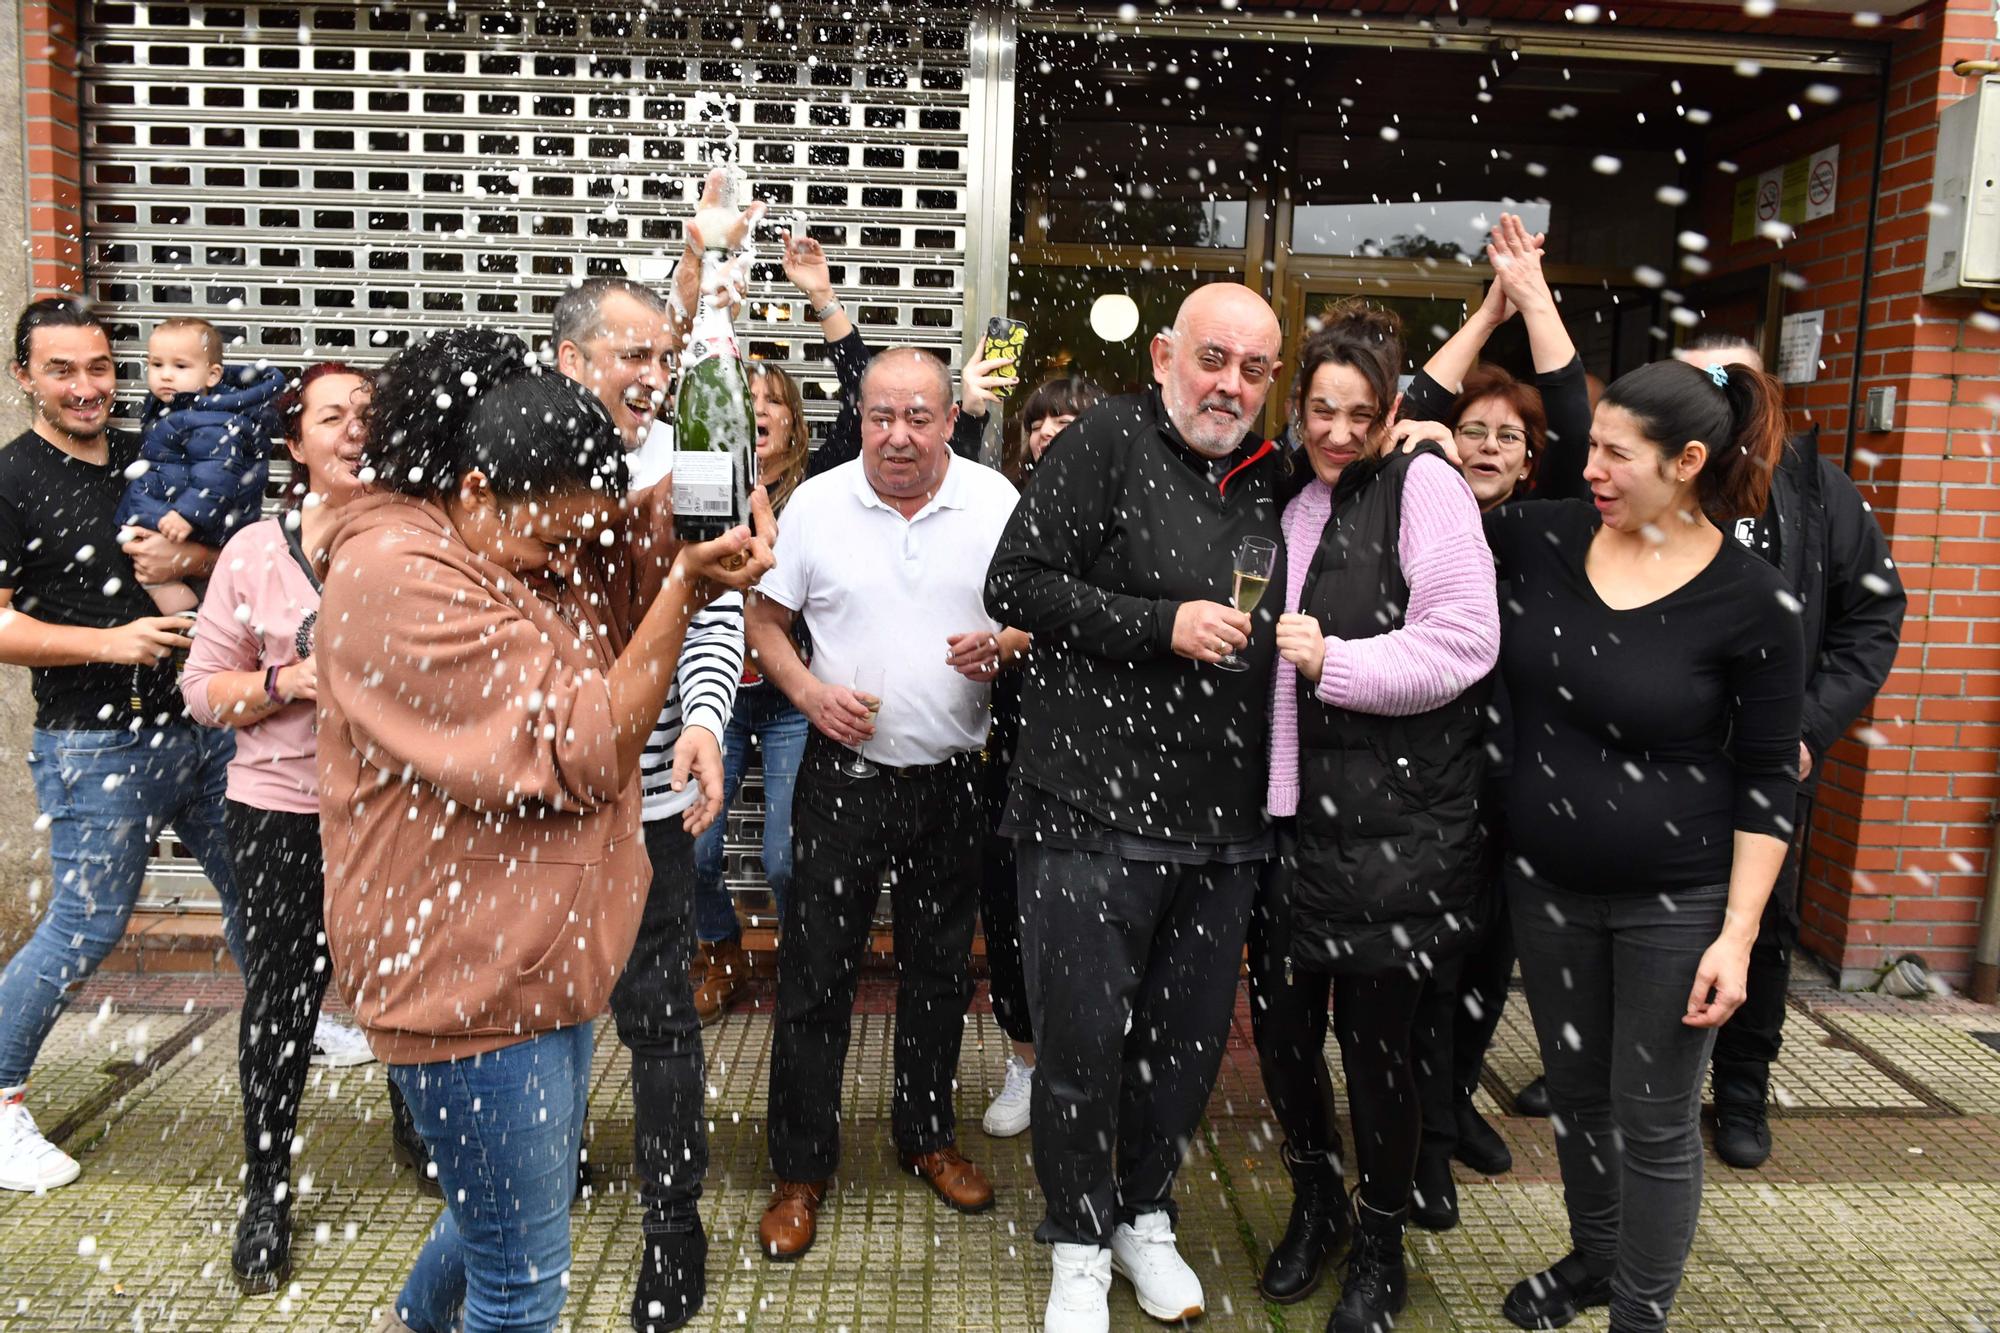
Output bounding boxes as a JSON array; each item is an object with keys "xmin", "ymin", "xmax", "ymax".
[
  {"xmin": 0, "ymin": 429, "xmax": 182, "ymax": 729},
  {"xmin": 1484, "ymin": 499, "xmax": 1804, "ymax": 895}
]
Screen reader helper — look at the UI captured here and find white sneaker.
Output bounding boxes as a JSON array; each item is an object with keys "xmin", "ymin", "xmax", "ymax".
[
  {"xmin": 982, "ymin": 1054, "xmax": 1035, "ymax": 1138},
  {"xmin": 1045, "ymin": 1241, "xmax": 1112, "ymax": 1333},
  {"xmin": 0, "ymin": 1095, "xmax": 81, "ymax": 1192},
  {"xmin": 1110, "ymin": 1211, "xmax": 1204, "ymax": 1323},
  {"xmin": 310, "ymin": 1015, "xmax": 377, "ymax": 1068}
]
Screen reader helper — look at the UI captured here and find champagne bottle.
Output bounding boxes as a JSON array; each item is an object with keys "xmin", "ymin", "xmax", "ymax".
[{"xmin": 672, "ymin": 182, "xmax": 754, "ymax": 542}]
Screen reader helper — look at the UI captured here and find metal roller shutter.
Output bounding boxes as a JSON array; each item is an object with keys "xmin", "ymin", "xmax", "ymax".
[{"xmin": 81, "ymin": 0, "xmax": 975, "ymax": 914}]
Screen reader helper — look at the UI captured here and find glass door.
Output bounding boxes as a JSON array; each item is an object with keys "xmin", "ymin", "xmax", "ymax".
[{"xmin": 1276, "ymin": 272, "xmax": 1487, "ymax": 427}]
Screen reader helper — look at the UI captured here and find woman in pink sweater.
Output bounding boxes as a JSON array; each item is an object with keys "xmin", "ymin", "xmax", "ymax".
[
  {"xmin": 1248, "ymin": 303, "xmax": 1500, "ymax": 1333},
  {"xmin": 181, "ymin": 362, "xmax": 383, "ymax": 1295}
]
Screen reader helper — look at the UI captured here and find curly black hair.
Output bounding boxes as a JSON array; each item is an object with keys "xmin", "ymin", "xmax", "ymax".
[{"xmin": 363, "ymin": 327, "xmax": 628, "ymax": 504}]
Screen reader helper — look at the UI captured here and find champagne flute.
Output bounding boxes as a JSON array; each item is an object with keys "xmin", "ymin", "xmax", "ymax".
[
  {"xmin": 1215, "ymin": 535, "xmax": 1277, "ymax": 672},
  {"xmin": 841, "ymin": 664, "xmax": 885, "ymax": 778}
]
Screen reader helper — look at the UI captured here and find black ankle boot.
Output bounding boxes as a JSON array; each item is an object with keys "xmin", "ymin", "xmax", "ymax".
[
  {"xmin": 231, "ymin": 1176, "xmax": 293, "ymax": 1294},
  {"xmin": 387, "ymin": 1082, "xmax": 440, "ymax": 1198},
  {"xmin": 1452, "ymin": 1099, "xmax": 1513, "ymax": 1176},
  {"xmin": 1502, "ymin": 1252, "xmax": 1613, "ymax": 1330},
  {"xmin": 1711, "ymin": 1063, "xmax": 1773, "ymax": 1169},
  {"xmin": 1514, "ymin": 1075, "xmax": 1552, "ymax": 1118},
  {"xmin": 631, "ymin": 1211, "xmax": 707, "ymax": 1332},
  {"xmin": 1713, "ymin": 1099, "xmax": 1772, "ymax": 1169},
  {"xmin": 1410, "ymin": 1149, "xmax": 1458, "ymax": 1232},
  {"xmin": 1259, "ymin": 1143, "xmax": 1351, "ymax": 1304},
  {"xmin": 1327, "ymin": 1195, "xmax": 1407, "ymax": 1333}
]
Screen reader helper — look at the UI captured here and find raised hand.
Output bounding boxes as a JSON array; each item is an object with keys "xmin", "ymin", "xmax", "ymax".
[
  {"xmin": 959, "ymin": 355, "xmax": 1015, "ymax": 421},
  {"xmin": 1487, "ymin": 212, "xmax": 1555, "ymax": 317},
  {"xmin": 781, "ymin": 228, "xmax": 834, "ymax": 304}
]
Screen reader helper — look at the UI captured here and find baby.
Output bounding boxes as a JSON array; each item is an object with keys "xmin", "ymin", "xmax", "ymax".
[{"xmin": 117, "ymin": 317, "xmax": 284, "ymax": 613}]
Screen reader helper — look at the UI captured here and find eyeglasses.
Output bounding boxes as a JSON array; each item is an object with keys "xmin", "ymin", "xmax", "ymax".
[{"xmin": 1456, "ymin": 424, "xmax": 1529, "ymax": 447}]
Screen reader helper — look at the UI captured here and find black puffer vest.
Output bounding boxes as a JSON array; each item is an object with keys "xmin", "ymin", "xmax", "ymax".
[{"xmin": 1289, "ymin": 444, "xmax": 1493, "ymax": 976}]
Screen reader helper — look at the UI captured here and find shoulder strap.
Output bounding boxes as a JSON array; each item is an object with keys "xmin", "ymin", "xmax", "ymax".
[{"xmin": 283, "ymin": 517, "xmax": 324, "ymax": 594}]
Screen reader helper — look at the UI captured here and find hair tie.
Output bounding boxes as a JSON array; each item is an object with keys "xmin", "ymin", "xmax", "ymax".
[{"xmin": 1705, "ymin": 362, "xmax": 1730, "ymax": 390}]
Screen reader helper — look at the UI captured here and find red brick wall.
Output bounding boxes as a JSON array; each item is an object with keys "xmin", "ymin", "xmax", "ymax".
[
  {"xmin": 1839, "ymin": 0, "xmax": 2000, "ymax": 987},
  {"xmin": 22, "ymin": 1, "xmax": 84, "ymax": 295},
  {"xmin": 1697, "ymin": 0, "xmax": 2000, "ymax": 986},
  {"xmin": 1686, "ymin": 89, "xmax": 1889, "ymax": 977}
]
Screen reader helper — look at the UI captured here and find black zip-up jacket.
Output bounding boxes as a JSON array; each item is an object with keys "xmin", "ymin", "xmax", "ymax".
[
  {"xmin": 1772, "ymin": 426, "xmax": 1906, "ymax": 783},
  {"xmin": 984, "ymin": 388, "xmax": 1285, "ymax": 842},
  {"xmin": 805, "ymin": 330, "xmax": 984, "ymax": 478}
]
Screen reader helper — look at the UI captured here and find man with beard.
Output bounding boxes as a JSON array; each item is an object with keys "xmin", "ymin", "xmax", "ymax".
[
  {"xmin": 747, "ymin": 347, "xmax": 1025, "ymax": 1264},
  {"xmin": 985, "ymin": 283, "xmax": 1286, "ymax": 1333},
  {"xmin": 0, "ymin": 297, "xmax": 243, "ymax": 1192},
  {"xmin": 551, "ymin": 272, "xmax": 743, "ymax": 1331}
]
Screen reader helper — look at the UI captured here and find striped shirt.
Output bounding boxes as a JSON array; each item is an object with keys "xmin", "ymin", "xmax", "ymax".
[{"xmin": 639, "ymin": 592, "xmax": 745, "ymax": 822}]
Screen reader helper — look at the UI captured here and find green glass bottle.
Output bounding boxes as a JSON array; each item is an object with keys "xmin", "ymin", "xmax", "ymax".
[{"xmin": 672, "ymin": 245, "xmax": 754, "ymax": 542}]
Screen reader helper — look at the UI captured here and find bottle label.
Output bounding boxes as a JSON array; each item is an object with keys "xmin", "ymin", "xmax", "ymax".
[{"xmin": 671, "ymin": 448, "xmax": 735, "ymax": 516}]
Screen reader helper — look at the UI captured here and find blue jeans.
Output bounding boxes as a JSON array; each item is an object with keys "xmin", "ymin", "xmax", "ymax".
[
  {"xmin": 0, "ymin": 723, "xmax": 241, "ymax": 1088},
  {"xmin": 691, "ymin": 685, "xmax": 807, "ymax": 943},
  {"xmin": 390, "ymin": 1024, "xmax": 594, "ymax": 1333}
]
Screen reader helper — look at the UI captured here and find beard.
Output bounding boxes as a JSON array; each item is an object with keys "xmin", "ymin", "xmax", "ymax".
[
  {"xmin": 1163, "ymin": 382, "xmax": 1246, "ymax": 458},
  {"xmin": 41, "ymin": 395, "xmax": 109, "ymax": 442}
]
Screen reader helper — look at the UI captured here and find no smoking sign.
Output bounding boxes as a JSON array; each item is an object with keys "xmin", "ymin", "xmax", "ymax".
[{"xmin": 1757, "ymin": 178, "xmax": 1781, "ymax": 221}]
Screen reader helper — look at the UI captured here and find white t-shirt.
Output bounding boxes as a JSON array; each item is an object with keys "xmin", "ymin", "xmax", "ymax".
[{"xmin": 759, "ymin": 456, "xmax": 1019, "ymax": 768}]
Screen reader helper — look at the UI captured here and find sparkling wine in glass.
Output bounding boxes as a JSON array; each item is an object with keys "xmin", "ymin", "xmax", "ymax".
[
  {"xmin": 1217, "ymin": 535, "xmax": 1277, "ymax": 672},
  {"xmin": 841, "ymin": 664, "xmax": 885, "ymax": 777}
]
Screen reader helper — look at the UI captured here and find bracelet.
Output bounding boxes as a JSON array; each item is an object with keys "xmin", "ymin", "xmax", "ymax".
[
  {"xmin": 813, "ymin": 298, "xmax": 843, "ymax": 323},
  {"xmin": 264, "ymin": 665, "xmax": 285, "ymax": 705}
]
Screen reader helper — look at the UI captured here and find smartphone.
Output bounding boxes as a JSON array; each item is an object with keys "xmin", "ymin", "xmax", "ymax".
[{"xmin": 982, "ymin": 316, "xmax": 1028, "ymax": 397}]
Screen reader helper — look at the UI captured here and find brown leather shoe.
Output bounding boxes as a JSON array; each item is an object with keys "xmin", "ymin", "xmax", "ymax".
[
  {"xmin": 759, "ymin": 1179, "xmax": 827, "ymax": 1262},
  {"xmin": 694, "ymin": 937, "xmax": 747, "ymax": 1026},
  {"xmin": 899, "ymin": 1145, "xmax": 995, "ymax": 1214}
]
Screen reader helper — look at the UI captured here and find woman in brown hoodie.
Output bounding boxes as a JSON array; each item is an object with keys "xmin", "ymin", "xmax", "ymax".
[{"xmin": 315, "ymin": 329, "xmax": 772, "ymax": 1333}]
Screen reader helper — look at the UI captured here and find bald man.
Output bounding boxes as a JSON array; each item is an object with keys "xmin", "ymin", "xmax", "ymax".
[{"xmin": 986, "ymin": 283, "xmax": 1287, "ymax": 1333}]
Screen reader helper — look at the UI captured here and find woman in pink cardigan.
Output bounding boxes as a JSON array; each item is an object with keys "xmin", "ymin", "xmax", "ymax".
[
  {"xmin": 180, "ymin": 362, "xmax": 384, "ymax": 1294},
  {"xmin": 1248, "ymin": 302, "xmax": 1501, "ymax": 1333}
]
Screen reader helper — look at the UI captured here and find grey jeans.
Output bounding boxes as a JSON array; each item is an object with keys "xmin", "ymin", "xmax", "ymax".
[{"xmin": 1509, "ymin": 869, "xmax": 1729, "ymax": 1333}]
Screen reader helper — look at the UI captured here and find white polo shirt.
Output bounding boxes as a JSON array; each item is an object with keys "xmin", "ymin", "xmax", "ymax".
[{"xmin": 759, "ymin": 455, "xmax": 1019, "ymax": 768}]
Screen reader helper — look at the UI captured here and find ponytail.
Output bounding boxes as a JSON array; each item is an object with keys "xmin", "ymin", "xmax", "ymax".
[
  {"xmin": 1600, "ymin": 359, "xmax": 1786, "ymax": 522},
  {"xmin": 1711, "ymin": 363, "xmax": 1787, "ymax": 519}
]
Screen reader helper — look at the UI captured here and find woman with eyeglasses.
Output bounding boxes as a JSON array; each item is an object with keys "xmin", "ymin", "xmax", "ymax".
[{"xmin": 1386, "ymin": 214, "xmax": 1595, "ymax": 1230}]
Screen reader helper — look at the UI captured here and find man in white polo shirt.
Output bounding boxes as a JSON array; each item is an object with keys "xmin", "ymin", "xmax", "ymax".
[{"xmin": 745, "ymin": 347, "xmax": 1026, "ymax": 1263}]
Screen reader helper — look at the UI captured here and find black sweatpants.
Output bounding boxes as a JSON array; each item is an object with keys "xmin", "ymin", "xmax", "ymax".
[
  {"xmin": 767, "ymin": 736, "xmax": 982, "ymax": 1181},
  {"xmin": 1019, "ymin": 841, "xmax": 1257, "ymax": 1247},
  {"xmin": 1710, "ymin": 793, "xmax": 1811, "ymax": 1104},
  {"xmin": 1411, "ymin": 876, "xmax": 1513, "ymax": 1159},
  {"xmin": 226, "ymin": 800, "xmax": 333, "ymax": 1186},
  {"xmin": 1246, "ymin": 853, "xmax": 1427, "ymax": 1213},
  {"xmin": 609, "ymin": 818, "xmax": 708, "ymax": 1227},
  {"xmin": 977, "ymin": 831, "xmax": 1033, "ymax": 1046}
]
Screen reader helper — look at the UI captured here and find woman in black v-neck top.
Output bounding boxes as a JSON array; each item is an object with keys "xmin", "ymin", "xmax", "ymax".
[
  {"xmin": 1483, "ymin": 358, "xmax": 1804, "ymax": 1333},
  {"xmin": 1487, "ymin": 499, "xmax": 1803, "ymax": 894}
]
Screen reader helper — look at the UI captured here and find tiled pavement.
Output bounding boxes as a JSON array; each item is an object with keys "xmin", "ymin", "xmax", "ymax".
[{"xmin": 3, "ymin": 964, "xmax": 2000, "ymax": 1331}]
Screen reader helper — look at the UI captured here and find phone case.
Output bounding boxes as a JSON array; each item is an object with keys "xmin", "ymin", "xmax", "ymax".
[{"xmin": 983, "ymin": 320, "xmax": 1027, "ymax": 394}]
